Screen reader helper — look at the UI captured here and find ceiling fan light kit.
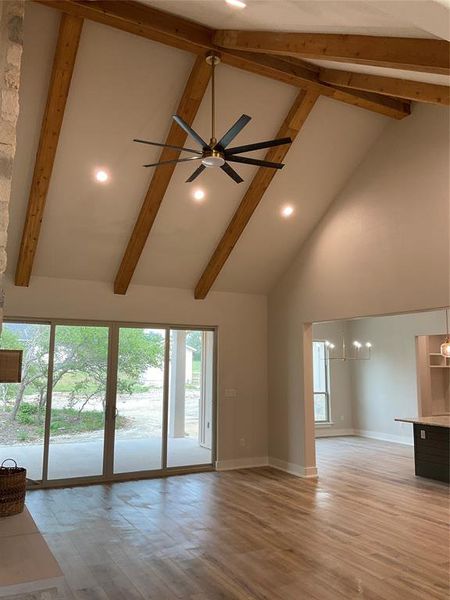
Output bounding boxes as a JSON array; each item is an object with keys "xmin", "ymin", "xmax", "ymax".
[{"xmin": 134, "ymin": 52, "xmax": 292, "ymax": 183}]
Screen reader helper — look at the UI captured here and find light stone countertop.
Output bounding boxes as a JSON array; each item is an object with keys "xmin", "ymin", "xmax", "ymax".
[{"xmin": 395, "ymin": 415, "xmax": 450, "ymax": 428}]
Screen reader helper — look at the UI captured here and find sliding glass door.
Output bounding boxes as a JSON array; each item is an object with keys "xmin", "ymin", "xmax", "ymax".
[
  {"xmin": 0, "ymin": 320, "xmax": 215, "ymax": 487},
  {"xmin": 47, "ymin": 325, "xmax": 109, "ymax": 480},
  {"xmin": 113, "ymin": 327, "xmax": 166, "ymax": 474},
  {"xmin": 167, "ymin": 330, "xmax": 213, "ymax": 468},
  {"xmin": 0, "ymin": 322, "xmax": 51, "ymax": 482}
]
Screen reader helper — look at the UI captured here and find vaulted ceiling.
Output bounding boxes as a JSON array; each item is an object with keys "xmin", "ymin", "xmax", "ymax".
[{"xmin": 7, "ymin": 1, "xmax": 450, "ymax": 296}]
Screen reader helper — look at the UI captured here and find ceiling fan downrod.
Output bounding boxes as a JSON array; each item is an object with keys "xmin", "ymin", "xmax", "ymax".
[{"xmin": 202, "ymin": 52, "xmax": 225, "ymax": 168}]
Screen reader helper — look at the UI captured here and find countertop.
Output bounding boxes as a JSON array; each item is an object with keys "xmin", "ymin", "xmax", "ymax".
[{"xmin": 395, "ymin": 415, "xmax": 450, "ymax": 428}]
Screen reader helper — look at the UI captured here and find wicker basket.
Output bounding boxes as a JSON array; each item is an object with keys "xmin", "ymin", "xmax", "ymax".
[{"xmin": 0, "ymin": 458, "xmax": 26, "ymax": 518}]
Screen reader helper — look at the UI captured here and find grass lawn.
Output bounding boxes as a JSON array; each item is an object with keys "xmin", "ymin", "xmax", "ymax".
[
  {"xmin": 16, "ymin": 401, "xmax": 128, "ymax": 438},
  {"xmin": 54, "ymin": 372, "xmax": 151, "ymax": 394}
]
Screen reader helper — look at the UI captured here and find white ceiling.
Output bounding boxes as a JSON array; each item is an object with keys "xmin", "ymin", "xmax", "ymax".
[
  {"xmin": 146, "ymin": 0, "xmax": 450, "ymax": 85},
  {"xmin": 8, "ymin": 1, "xmax": 443, "ymax": 295},
  {"xmin": 144, "ymin": 0, "xmax": 448, "ymax": 37}
]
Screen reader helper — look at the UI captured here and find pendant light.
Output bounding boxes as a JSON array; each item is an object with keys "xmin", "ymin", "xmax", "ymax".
[{"xmin": 441, "ymin": 308, "xmax": 450, "ymax": 358}]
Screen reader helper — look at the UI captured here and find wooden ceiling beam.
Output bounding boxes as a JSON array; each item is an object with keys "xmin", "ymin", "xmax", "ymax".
[
  {"xmin": 36, "ymin": 0, "xmax": 213, "ymax": 55},
  {"xmin": 15, "ymin": 13, "xmax": 83, "ymax": 287},
  {"xmin": 35, "ymin": 1, "xmax": 410, "ymax": 120},
  {"xmin": 220, "ymin": 51, "xmax": 410, "ymax": 119},
  {"xmin": 319, "ymin": 68, "xmax": 450, "ymax": 105},
  {"xmin": 194, "ymin": 89, "xmax": 319, "ymax": 300},
  {"xmin": 114, "ymin": 56, "xmax": 211, "ymax": 295},
  {"xmin": 214, "ymin": 30, "xmax": 450, "ymax": 75}
]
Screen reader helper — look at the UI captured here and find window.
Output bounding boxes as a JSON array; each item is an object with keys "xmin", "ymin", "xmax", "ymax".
[
  {"xmin": 0, "ymin": 319, "xmax": 216, "ymax": 487},
  {"xmin": 312, "ymin": 341, "xmax": 330, "ymax": 423},
  {"xmin": 0, "ymin": 322, "xmax": 51, "ymax": 481}
]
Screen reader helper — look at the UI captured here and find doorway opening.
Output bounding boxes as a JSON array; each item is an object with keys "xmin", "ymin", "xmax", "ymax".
[{"xmin": 310, "ymin": 308, "xmax": 449, "ymax": 479}]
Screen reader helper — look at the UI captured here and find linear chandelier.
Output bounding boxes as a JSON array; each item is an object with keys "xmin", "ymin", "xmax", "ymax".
[{"xmin": 324, "ymin": 338, "xmax": 372, "ymax": 361}]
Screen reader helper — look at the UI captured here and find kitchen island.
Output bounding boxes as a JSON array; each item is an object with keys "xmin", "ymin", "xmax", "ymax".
[{"xmin": 395, "ymin": 415, "xmax": 449, "ymax": 483}]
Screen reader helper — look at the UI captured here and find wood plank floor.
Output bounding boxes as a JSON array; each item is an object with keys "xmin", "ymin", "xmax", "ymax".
[{"xmin": 25, "ymin": 437, "xmax": 449, "ymax": 600}]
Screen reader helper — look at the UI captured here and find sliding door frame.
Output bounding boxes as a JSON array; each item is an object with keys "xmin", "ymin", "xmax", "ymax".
[{"xmin": 2, "ymin": 316, "xmax": 217, "ymax": 489}]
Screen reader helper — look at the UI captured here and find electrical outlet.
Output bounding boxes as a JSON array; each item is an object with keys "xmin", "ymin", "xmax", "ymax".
[
  {"xmin": 420, "ymin": 430, "xmax": 426, "ymax": 439},
  {"xmin": 240, "ymin": 437, "xmax": 246, "ymax": 447},
  {"xmin": 340, "ymin": 415, "xmax": 344, "ymax": 422}
]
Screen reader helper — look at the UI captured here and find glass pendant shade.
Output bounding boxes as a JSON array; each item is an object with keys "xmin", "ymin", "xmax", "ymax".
[
  {"xmin": 441, "ymin": 308, "xmax": 450, "ymax": 357},
  {"xmin": 440, "ymin": 339, "xmax": 450, "ymax": 358}
]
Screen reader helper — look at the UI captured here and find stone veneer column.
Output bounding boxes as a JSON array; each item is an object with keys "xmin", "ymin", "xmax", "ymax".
[{"xmin": 0, "ymin": 0, "xmax": 24, "ymax": 330}]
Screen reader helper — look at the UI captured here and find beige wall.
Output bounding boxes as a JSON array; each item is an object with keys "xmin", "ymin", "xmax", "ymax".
[
  {"xmin": 3, "ymin": 275, "xmax": 268, "ymax": 467},
  {"xmin": 349, "ymin": 309, "xmax": 446, "ymax": 444},
  {"xmin": 268, "ymin": 103, "xmax": 450, "ymax": 475}
]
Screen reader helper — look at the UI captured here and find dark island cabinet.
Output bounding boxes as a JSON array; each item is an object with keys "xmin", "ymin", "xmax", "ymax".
[{"xmin": 413, "ymin": 424, "xmax": 450, "ymax": 483}]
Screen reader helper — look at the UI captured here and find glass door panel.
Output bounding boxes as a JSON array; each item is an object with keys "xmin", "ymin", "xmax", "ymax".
[
  {"xmin": 0, "ymin": 322, "xmax": 51, "ymax": 482},
  {"xmin": 167, "ymin": 330, "xmax": 213, "ymax": 468},
  {"xmin": 47, "ymin": 325, "xmax": 109, "ymax": 480},
  {"xmin": 113, "ymin": 328, "xmax": 165, "ymax": 473}
]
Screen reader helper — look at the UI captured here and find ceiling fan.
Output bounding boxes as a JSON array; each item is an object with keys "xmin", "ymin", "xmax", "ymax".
[{"xmin": 134, "ymin": 53, "xmax": 292, "ymax": 183}]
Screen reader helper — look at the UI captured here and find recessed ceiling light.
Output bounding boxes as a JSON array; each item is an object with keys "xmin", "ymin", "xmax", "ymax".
[
  {"xmin": 225, "ymin": 0, "xmax": 247, "ymax": 8},
  {"xmin": 193, "ymin": 189, "xmax": 205, "ymax": 201},
  {"xmin": 281, "ymin": 205, "xmax": 294, "ymax": 218},
  {"xmin": 95, "ymin": 169, "xmax": 109, "ymax": 183}
]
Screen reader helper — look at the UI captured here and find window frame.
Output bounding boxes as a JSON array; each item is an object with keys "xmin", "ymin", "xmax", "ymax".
[{"xmin": 312, "ymin": 340, "xmax": 331, "ymax": 424}]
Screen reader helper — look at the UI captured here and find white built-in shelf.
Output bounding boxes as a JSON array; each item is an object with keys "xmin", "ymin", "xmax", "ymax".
[
  {"xmin": 428, "ymin": 352, "xmax": 450, "ymax": 368},
  {"xmin": 417, "ymin": 334, "xmax": 450, "ymax": 417}
]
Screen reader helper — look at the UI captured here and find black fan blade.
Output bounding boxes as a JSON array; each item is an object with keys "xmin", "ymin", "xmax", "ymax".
[
  {"xmin": 216, "ymin": 114, "xmax": 251, "ymax": 149},
  {"xmin": 186, "ymin": 164, "xmax": 206, "ymax": 183},
  {"xmin": 226, "ymin": 155, "xmax": 285, "ymax": 169},
  {"xmin": 225, "ymin": 137, "xmax": 292, "ymax": 155},
  {"xmin": 220, "ymin": 162, "xmax": 244, "ymax": 184},
  {"xmin": 143, "ymin": 157, "xmax": 202, "ymax": 168},
  {"xmin": 133, "ymin": 138, "xmax": 201, "ymax": 154},
  {"xmin": 173, "ymin": 115, "xmax": 208, "ymax": 149}
]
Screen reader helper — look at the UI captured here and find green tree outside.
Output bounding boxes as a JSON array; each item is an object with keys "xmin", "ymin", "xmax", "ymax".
[{"xmin": 0, "ymin": 324, "xmax": 165, "ymax": 438}]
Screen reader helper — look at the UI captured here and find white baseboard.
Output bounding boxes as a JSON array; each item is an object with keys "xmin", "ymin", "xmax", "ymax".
[
  {"xmin": 354, "ymin": 429, "xmax": 413, "ymax": 446},
  {"xmin": 215, "ymin": 456, "xmax": 268, "ymax": 471},
  {"xmin": 315, "ymin": 428, "xmax": 355, "ymax": 438},
  {"xmin": 215, "ymin": 456, "xmax": 318, "ymax": 479},
  {"xmin": 268, "ymin": 457, "xmax": 318, "ymax": 479}
]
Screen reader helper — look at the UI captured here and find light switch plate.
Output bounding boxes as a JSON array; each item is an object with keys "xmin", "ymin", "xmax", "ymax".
[{"xmin": 224, "ymin": 388, "xmax": 237, "ymax": 398}]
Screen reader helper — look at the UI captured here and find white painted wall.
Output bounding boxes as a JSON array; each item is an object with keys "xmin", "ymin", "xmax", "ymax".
[
  {"xmin": 3, "ymin": 275, "xmax": 268, "ymax": 466},
  {"xmin": 349, "ymin": 310, "xmax": 446, "ymax": 444},
  {"xmin": 268, "ymin": 103, "xmax": 450, "ymax": 475}
]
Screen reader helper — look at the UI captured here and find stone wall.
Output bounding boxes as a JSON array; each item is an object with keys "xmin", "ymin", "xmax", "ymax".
[{"xmin": 0, "ymin": 0, "xmax": 24, "ymax": 327}]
